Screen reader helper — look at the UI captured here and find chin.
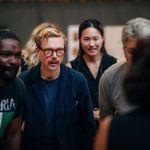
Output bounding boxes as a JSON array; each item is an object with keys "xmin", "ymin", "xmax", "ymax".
[
  {"xmin": 88, "ymin": 52, "xmax": 97, "ymax": 56},
  {"xmin": 48, "ymin": 67, "xmax": 58, "ymax": 71},
  {"xmin": 2, "ymin": 76, "xmax": 16, "ymax": 83}
]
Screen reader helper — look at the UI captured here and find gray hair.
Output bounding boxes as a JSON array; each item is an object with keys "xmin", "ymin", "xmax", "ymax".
[{"xmin": 122, "ymin": 17, "xmax": 150, "ymax": 47}]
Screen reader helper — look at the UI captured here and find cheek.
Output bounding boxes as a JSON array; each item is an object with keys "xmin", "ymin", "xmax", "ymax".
[
  {"xmin": 97, "ymin": 41, "xmax": 103, "ymax": 48},
  {"xmin": 0, "ymin": 58, "xmax": 4, "ymax": 64},
  {"xmin": 59, "ymin": 55, "xmax": 64, "ymax": 63},
  {"xmin": 128, "ymin": 55, "xmax": 133, "ymax": 64},
  {"xmin": 97, "ymin": 37, "xmax": 104, "ymax": 45},
  {"xmin": 124, "ymin": 51, "xmax": 132, "ymax": 64},
  {"xmin": 80, "ymin": 40, "xmax": 88, "ymax": 48},
  {"xmin": 0, "ymin": 58, "xmax": 8, "ymax": 65}
]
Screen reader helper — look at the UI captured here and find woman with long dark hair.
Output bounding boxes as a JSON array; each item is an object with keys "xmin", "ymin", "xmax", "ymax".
[{"xmin": 66, "ymin": 19, "xmax": 116, "ymax": 127}]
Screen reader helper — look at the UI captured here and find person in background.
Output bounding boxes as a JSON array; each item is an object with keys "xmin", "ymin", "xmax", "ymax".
[
  {"xmin": 0, "ymin": 30, "xmax": 25, "ymax": 150},
  {"xmin": 94, "ymin": 36, "xmax": 150, "ymax": 150},
  {"xmin": 66, "ymin": 19, "xmax": 116, "ymax": 127},
  {"xmin": 99, "ymin": 17, "xmax": 150, "ymax": 120},
  {"xmin": 19, "ymin": 22, "xmax": 96, "ymax": 150}
]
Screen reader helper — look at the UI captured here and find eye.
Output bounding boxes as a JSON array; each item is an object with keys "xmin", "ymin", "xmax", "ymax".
[
  {"xmin": 0, "ymin": 52, "xmax": 12, "ymax": 58},
  {"xmin": 83, "ymin": 38, "xmax": 89, "ymax": 42},
  {"xmin": 0, "ymin": 51, "xmax": 22, "ymax": 59},
  {"xmin": 128, "ymin": 48, "xmax": 135, "ymax": 54},
  {"xmin": 93, "ymin": 37, "xmax": 99, "ymax": 41},
  {"xmin": 14, "ymin": 53, "xmax": 22, "ymax": 59},
  {"xmin": 57, "ymin": 48, "xmax": 64, "ymax": 52}
]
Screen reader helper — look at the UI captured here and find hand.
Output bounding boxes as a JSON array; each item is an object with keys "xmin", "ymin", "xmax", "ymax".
[{"xmin": 93, "ymin": 109, "xmax": 100, "ymax": 120}]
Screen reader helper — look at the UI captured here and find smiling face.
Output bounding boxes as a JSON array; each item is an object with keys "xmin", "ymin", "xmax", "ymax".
[
  {"xmin": 0, "ymin": 38, "xmax": 21, "ymax": 83},
  {"xmin": 80, "ymin": 27, "xmax": 104, "ymax": 57}
]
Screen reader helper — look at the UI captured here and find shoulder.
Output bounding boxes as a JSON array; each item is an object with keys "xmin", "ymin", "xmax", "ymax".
[
  {"xmin": 103, "ymin": 53, "xmax": 117, "ymax": 62},
  {"xmin": 19, "ymin": 65, "xmax": 39, "ymax": 81},
  {"xmin": 62, "ymin": 64, "xmax": 87, "ymax": 86},
  {"xmin": 108, "ymin": 112, "xmax": 135, "ymax": 141},
  {"xmin": 61, "ymin": 65, "xmax": 89, "ymax": 93},
  {"xmin": 19, "ymin": 69, "xmax": 30, "ymax": 79},
  {"xmin": 99, "ymin": 62, "xmax": 127, "ymax": 88},
  {"xmin": 13, "ymin": 78, "xmax": 26, "ymax": 100},
  {"xmin": 13, "ymin": 77, "xmax": 25, "ymax": 89},
  {"xmin": 101, "ymin": 53, "xmax": 117, "ymax": 72},
  {"xmin": 102, "ymin": 62, "xmax": 126, "ymax": 79},
  {"xmin": 64, "ymin": 64, "xmax": 85, "ymax": 80},
  {"xmin": 69, "ymin": 56, "xmax": 81, "ymax": 69},
  {"xmin": 94, "ymin": 116, "xmax": 112, "ymax": 150}
]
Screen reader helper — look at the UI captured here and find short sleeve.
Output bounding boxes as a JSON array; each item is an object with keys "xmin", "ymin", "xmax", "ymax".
[{"xmin": 13, "ymin": 78, "xmax": 26, "ymax": 118}]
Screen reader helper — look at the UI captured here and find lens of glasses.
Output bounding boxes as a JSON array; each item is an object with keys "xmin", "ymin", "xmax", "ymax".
[{"xmin": 44, "ymin": 49, "xmax": 64, "ymax": 57}]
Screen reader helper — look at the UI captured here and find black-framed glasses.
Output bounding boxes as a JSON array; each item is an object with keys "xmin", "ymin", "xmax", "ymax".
[{"xmin": 38, "ymin": 46, "xmax": 65, "ymax": 57}]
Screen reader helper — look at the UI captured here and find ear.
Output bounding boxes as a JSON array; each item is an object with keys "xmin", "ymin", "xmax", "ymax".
[
  {"xmin": 35, "ymin": 47, "xmax": 41, "ymax": 57},
  {"xmin": 35, "ymin": 47, "xmax": 39, "ymax": 54}
]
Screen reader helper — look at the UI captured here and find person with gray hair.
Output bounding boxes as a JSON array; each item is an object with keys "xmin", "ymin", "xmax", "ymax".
[
  {"xmin": 98, "ymin": 17, "xmax": 150, "ymax": 120},
  {"xmin": 94, "ymin": 36, "xmax": 150, "ymax": 150}
]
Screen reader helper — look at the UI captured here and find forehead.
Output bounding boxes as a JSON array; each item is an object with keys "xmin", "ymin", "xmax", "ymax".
[
  {"xmin": 40, "ymin": 37, "xmax": 65, "ymax": 48},
  {"xmin": 0, "ymin": 38, "xmax": 20, "ymax": 51},
  {"xmin": 124, "ymin": 37, "xmax": 137, "ymax": 49},
  {"xmin": 81, "ymin": 27, "xmax": 101, "ymax": 37}
]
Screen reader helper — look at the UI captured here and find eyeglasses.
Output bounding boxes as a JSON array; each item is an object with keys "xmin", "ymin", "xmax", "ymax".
[{"xmin": 38, "ymin": 46, "xmax": 65, "ymax": 57}]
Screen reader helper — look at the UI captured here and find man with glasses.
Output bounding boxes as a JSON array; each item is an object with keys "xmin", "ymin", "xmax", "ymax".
[
  {"xmin": 0, "ymin": 30, "xmax": 25, "ymax": 150},
  {"xmin": 19, "ymin": 23, "xmax": 96, "ymax": 150}
]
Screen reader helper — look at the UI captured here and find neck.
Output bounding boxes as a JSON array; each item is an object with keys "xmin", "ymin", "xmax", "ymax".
[
  {"xmin": 83, "ymin": 53, "xmax": 102, "ymax": 63},
  {"xmin": 41, "ymin": 68, "xmax": 60, "ymax": 80}
]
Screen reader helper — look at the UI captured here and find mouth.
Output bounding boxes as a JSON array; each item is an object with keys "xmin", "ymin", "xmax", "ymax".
[
  {"xmin": 48, "ymin": 61, "xmax": 59, "ymax": 66},
  {"xmin": 88, "ymin": 46, "xmax": 97, "ymax": 50},
  {"xmin": 5, "ymin": 67, "xmax": 18, "ymax": 76},
  {"xmin": 88, "ymin": 48, "xmax": 97, "ymax": 52}
]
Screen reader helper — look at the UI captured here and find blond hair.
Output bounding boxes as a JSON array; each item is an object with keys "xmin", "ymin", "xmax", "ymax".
[{"xmin": 22, "ymin": 22, "xmax": 66, "ymax": 68}]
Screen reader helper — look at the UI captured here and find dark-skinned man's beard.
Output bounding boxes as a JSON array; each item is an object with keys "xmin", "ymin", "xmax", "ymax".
[{"xmin": 0, "ymin": 64, "xmax": 20, "ymax": 82}]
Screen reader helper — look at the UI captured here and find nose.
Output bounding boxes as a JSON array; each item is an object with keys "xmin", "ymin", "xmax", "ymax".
[
  {"xmin": 51, "ymin": 51, "xmax": 57, "ymax": 58},
  {"xmin": 89, "ymin": 39, "xmax": 95, "ymax": 46},
  {"xmin": 8, "ymin": 55, "xmax": 21, "ymax": 65}
]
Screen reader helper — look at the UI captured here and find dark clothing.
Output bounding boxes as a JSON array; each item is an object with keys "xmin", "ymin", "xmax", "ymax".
[
  {"xmin": 109, "ymin": 107, "xmax": 150, "ymax": 150},
  {"xmin": 20, "ymin": 58, "xmax": 28, "ymax": 72},
  {"xmin": 0, "ymin": 78, "xmax": 25, "ymax": 138},
  {"xmin": 19, "ymin": 63, "xmax": 96, "ymax": 150},
  {"xmin": 41, "ymin": 78, "xmax": 59, "ymax": 149},
  {"xmin": 70, "ymin": 53, "xmax": 116, "ymax": 108}
]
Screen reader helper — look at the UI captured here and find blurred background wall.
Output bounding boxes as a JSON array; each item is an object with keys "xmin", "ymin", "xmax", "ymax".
[{"xmin": 0, "ymin": 0, "xmax": 150, "ymax": 62}]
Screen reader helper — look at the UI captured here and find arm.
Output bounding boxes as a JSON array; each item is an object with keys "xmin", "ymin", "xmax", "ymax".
[
  {"xmin": 99, "ymin": 73, "xmax": 115, "ymax": 120},
  {"xmin": 93, "ymin": 108, "xmax": 100, "ymax": 120},
  {"xmin": 94, "ymin": 116, "xmax": 112, "ymax": 150},
  {"xmin": 2, "ymin": 115, "xmax": 22, "ymax": 150}
]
